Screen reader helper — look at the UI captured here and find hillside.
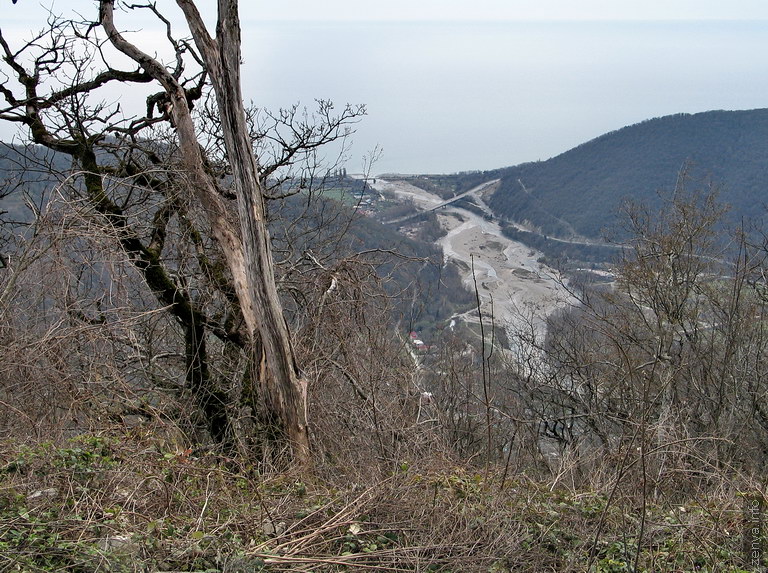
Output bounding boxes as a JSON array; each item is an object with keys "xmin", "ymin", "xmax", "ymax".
[
  {"xmin": 0, "ymin": 143, "xmax": 471, "ymax": 330},
  {"xmin": 4, "ymin": 120, "xmax": 768, "ymax": 572},
  {"xmin": 473, "ymin": 109, "xmax": 768, "ymax": 239}
]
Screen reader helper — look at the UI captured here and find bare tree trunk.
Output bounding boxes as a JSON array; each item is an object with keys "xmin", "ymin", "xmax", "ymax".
[
  {"xmin": 184, "ymin": 320, "xmax": 232, "ymax": 450},
  {"xmin": 100, "ymin": 0, "xmax": 309, "ymax": 464}
]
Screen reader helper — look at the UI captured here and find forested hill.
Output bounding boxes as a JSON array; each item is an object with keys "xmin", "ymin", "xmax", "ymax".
[{"xmin": 481, "ymin": 109, "xmax": 768, "ymax": 239}]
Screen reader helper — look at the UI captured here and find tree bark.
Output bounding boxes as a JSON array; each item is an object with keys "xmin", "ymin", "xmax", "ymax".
[
  {"xmin": 100, "ymin": 0, "xmax": 309, "ymax": 464},
  {"xmin": 184, "ymin": 320, "xmax": 232, "ymax": 449}
]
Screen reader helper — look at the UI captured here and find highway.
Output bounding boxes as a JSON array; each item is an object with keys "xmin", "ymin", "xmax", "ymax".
[{"xmin": 382, "ymin": 179, "xmax": 500, "ymax": 225}]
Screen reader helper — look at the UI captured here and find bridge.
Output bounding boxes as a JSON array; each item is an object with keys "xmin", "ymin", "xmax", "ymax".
[{"xmin": 383, "ymin": 179, "xmax": 500, "ymax": 225}]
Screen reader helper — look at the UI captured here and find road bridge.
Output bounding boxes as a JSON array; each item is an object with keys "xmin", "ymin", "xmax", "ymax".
[{"xmin": 383, "ymin": 179, "xmax": 499, "ymax": 225}]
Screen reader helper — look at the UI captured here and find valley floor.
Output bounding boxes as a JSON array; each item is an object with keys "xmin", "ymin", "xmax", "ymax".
[{"xmin": 370, "ymin": 177, "xmax": 574, "ymax": 339}]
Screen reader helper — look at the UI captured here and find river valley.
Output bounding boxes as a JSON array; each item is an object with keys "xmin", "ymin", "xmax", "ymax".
[{"xmin": 368, "ymin": 177, "xmax": 576, "ymax": 342}]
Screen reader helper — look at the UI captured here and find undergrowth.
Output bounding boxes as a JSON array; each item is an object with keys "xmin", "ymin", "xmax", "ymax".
[{"xmin": 0, "ymin": 429, "xmax": 764, "ymax": 572}]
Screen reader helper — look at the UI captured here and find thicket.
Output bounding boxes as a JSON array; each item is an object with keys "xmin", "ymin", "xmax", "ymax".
[
  {"xmin": 1, "ymin": 3, "xmax": 767, "ymax": 568},
  {"xmin": 2, "ymin": 163, "xmax": 768, "ymax": 570}
]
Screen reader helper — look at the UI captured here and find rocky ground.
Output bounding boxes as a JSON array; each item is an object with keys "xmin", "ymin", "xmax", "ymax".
[{"xmin": 370, "ymin": 177, "xmax": 574, "ymax": 340}]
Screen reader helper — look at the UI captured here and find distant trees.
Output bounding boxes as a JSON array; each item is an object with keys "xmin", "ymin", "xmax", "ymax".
[
  {"xmin": 485, "ymin": 110, "xmax": 768, "ymax": 240},
  {"xmin": 0, "ymin": 1, "xmax": 364, "ymax": 463}
]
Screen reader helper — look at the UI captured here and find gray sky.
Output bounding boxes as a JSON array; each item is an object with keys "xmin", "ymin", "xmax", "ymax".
[
  {"xmin": 3, "ymin": 1, "xmax": 768, "ymax": 174},
  {"xmin": 251, "ymin": 0, "xmax": 768, "ymax": 21}
]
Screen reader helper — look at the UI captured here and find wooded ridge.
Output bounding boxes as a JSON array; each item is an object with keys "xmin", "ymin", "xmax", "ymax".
[{"xmin": 439, "ymin": 109, "xmax": 768, "ymax": 239}]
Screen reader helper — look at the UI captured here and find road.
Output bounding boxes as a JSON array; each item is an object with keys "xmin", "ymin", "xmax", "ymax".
[
  {"xmin": 368, "ymin": 177, "xmax": 575, "ymax": 344},
  {"xmin": 383, "ymin": 179, "xmax": 500, "ymax": 224}
]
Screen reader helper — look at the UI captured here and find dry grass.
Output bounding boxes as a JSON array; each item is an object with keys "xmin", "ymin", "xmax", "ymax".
[{"xmin": 0, "ymin": 425, "xmax": 763, "ymax": 572}]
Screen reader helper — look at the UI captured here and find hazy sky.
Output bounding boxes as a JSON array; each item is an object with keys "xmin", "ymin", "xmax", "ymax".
[
  {"xmin": 251, "ymin": 0, "xmax": 768, "ymax": 22},
  {"xmin": 3, "ymin": 1, "xmax": 768, "ymax": 174}
]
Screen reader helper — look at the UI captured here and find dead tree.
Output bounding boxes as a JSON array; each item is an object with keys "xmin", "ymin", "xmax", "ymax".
[
  {"xmin": 100, "ymin": 0, "xmax": 310, "ymax": 462},
  {"xmin": 0, "ymin": 1, "xmax": 364, "ymax": 465}
]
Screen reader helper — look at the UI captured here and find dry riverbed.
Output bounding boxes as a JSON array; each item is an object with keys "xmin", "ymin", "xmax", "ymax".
[{"xmin": 370, "ymin": 177, "xmax": 575, "ymax": 339}]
